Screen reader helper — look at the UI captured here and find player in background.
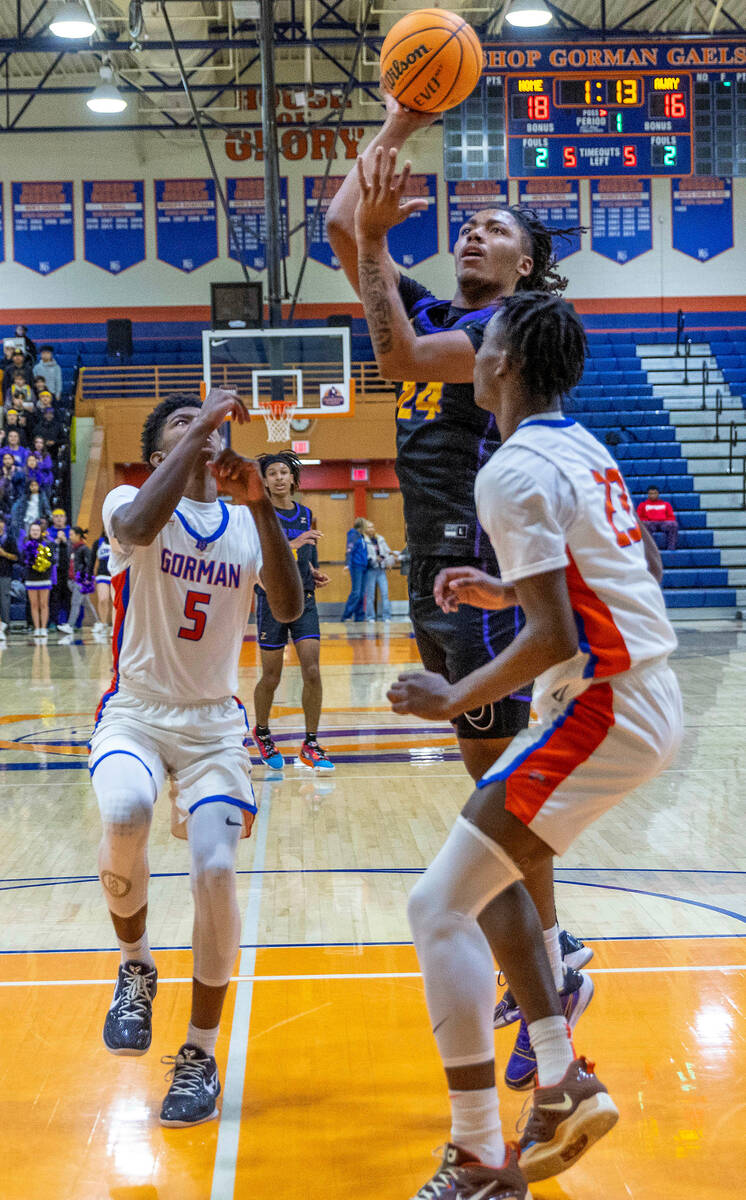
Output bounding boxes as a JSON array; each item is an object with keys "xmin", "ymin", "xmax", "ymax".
[
  {"xmin": 327, "ymin": 99, "xmax": 591, "ymax": 1083},
  {"xmin": 388, "ymin": 293, "xmax": 681, "ymax": 1197},
  {"xmin": 251, "ymin": 451, "xmax": 334, "ymax": 772},
  {"xmin": 90, "ymin": 390, "xmax": 303, "ymax": 1127}
]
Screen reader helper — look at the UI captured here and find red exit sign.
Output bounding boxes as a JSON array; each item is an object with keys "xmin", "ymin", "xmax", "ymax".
[
  {"xmin": 291, "ymin": 440, "xmax": 310, "ymax": 455},
  {"xmin": 351, "ymin": 466, "xmax": 369, "ymax": 482}
]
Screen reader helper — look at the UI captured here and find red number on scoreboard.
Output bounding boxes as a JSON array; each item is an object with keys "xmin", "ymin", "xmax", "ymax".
[
  {"xmin": 666, "ymin": 93, "xmax": 686, "ymax": 118},
  {"xmin": 623, "ymin": 145, "xmax": 637, "ymax": 167},
  {"xmin": 528, "ymin": 95, "xmax": 550, "ymax": 121},
  {"xmin": 563, "ymin": 146, "xmax": 578, "ymax": 168}
]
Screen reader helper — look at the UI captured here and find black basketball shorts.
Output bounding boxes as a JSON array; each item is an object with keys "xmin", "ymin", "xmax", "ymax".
[
  {"xmin": 255, "ymin": 587, "xmax": 320, "ymax": 649},
  {"xmin": 408, "ymin": 555, "xmax": 531, "ymax": 741}
]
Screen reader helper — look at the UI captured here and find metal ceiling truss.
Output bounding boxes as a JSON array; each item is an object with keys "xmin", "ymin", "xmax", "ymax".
[{"xmin": 1, "ymin": 0, "xmax": 746, "ymax": 135}]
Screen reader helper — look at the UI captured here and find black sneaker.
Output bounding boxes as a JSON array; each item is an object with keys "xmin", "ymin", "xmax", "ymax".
[
  {"xmin": 559, "ymin": 929, "xmax": 593, "ymax": 971},
  {"xmin": 103, "ymin": 961, "xmax": 158, "ymax": 1056},
  {"xmin": 159, "ymin": 1043, "xmax": 221, "ymax": 1127},
  {"xmin": 410, "ymin": 1142, "xmax": 528, "ymax": 1199}
]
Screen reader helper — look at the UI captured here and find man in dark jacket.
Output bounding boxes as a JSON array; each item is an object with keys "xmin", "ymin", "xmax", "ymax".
[{"xmin": 341, "ymin": 516, "xmax": 368, "ymax": 622}]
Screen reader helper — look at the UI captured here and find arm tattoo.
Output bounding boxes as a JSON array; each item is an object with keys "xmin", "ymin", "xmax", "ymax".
[{"xmin": 358, "ymin": 255, "xmax": 394, "ymax": 356}]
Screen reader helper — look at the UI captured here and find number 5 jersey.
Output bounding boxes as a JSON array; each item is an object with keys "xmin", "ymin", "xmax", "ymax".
[
  {"xmin": 474, "ymin": 414, "xmax": 677, "ymax": 717},
  {"xmin": 101, "ymin": 485, "xmax": 263, "ymax": 704}
]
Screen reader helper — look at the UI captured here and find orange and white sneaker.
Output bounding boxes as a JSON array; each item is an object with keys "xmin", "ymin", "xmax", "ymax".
[
  {"xmin": 518, "ymin": 1056, "xmax": 619, "ymax": 1182},
  {"xmin": 298, "ymin": 738, "xmax": 335, "ymax": 771}
]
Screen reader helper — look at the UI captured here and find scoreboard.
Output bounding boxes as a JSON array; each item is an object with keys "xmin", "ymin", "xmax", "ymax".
[{"xmin": 443, "ymin": 38, "xmax": 746, "ymax": 179}]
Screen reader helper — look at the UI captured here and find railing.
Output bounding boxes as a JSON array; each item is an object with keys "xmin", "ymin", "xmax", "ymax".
[
  {"xmin": 742, "ymin": 454, "xmax": 746, "ymax": 510},
  {"xmin": 728, "ymin": 421, "xmax": 739, "ymax": 472},
  {"xmin": 714, "ymin": 389, "xmax": 724, "ymax": 441},
  {"xmin": 700, "ymin": 360, "xmax": 710, "ymax": 410},
  {"xmin": 682, "ymin": 337, "xmax": 692, "ymax": 384},
  {"xmin": 76, "ymin": 360, "xmax": 396, "ymax": 411},
  {"xmin": 675, "ymin": 308, "xmax": 685, "ymax": 355}
]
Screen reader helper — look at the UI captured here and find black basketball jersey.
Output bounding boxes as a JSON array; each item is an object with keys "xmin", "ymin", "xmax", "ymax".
[
  {"xmin": 394, "ymin": 275, "xmax": 501, "ymax": 563},
  {"xmin": 271, "ymin": 501, "xmax": 318, "ymax": 591}
]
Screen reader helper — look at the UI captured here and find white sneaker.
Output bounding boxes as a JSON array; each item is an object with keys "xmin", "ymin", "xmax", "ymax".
[
  {"xmin": 56, "ymin": 623, "xmax": 73, "ymax": 635},
  {"xmin": 92, "ymin": 621, "xmax": 105, "ymax": 632},
  {"xmin": 0, "ymin": 620, "xmax": 6, "ymax": 633},
  {"xmin": 39, "ymin": 628, "xmax": 48, "ymax": 639}
]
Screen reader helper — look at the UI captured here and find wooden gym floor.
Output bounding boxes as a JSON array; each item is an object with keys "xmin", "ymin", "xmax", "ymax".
[{"xmin": 0, "ymin": 621, "xmax": 744, "ymax": 1199}]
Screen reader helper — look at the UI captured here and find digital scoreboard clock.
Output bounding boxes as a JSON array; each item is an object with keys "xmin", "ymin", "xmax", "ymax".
[{"xmin": 443, "ymin": 39, "xmax": 746, "ymax": 179}]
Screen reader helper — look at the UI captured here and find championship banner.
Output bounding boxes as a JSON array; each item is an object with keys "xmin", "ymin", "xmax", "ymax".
[
  {"xmin": 83, "ymin": 180, "xmax": 145, "ymax": 274},
  {"xmin": 672, "ymin": 176, "xmax": 733, "ymax": 261},
  {"xmin": 388, "ymin": 173, "xmax": 438, "ymax": 268},
  {"xmin": 154, "ymin": 178, "xmax": 217, "ymax": 272},
  {"xmin": 447, "ymin": 181, "xmax": 508, "ymax": 252},
  {"xmin": 517, "ymin": 179, "xmax": 581, "ymax": 260},
  {"xmin": 226, "ymin": 177, "xmax": 289, "ymax": 270},
  {"xmin": 590, "ymin": 178, "xmax": 652, "ymax": 263},
  {"xmin": 304, "ymin": 176, "xmax": 345, "ymax": 268},
  {"xmin": 12, "ymin": 181, "xmax": 74, "ymax": 274}
]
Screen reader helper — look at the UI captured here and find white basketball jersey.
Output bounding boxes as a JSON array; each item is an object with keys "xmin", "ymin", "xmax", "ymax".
[
  {"xmin": 475, "ymin": 414, "xmax": 677, "ymax": 711},
  {"xmin": 100, "ymin": 485, "xmax": 263, "ymax": 704}
]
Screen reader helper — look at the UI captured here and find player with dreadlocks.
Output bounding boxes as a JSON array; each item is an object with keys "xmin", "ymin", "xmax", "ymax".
[
  {"xmin": 388, "ymin": 293, "xmax": 679, "ymax": 1195},
  {"xmin": 327, "ymin": 94, "xmax": 591, "ymax": 1089},
  {"xmin": 251, "ymin": 450, "xmax": 334, "ymax": 772}
]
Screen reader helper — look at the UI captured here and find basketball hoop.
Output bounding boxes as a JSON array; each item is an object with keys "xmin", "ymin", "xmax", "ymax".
[{"xmin": 259, "ymin": 399, "xmax": 297, "ymax": 443}]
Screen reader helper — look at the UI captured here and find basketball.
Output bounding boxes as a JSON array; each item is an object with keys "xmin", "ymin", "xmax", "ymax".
[{"xmin": 380, "ymin": 8, "xmax": 482, "ymax": 113}]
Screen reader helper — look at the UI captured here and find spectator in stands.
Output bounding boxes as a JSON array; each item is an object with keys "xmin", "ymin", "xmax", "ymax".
[
  {"xmin": 341, "ymin": 516, "xmax": 368, "ymax": 622},
  {"xmin": 11, "ymin": 479, "xmax": 51, "ymax": 539},
  {"xmin": 15, "ymin": 325, "xmax": 37, "ymax": 365},
  {"xmin": 1, "ymin": 451, "xmax": 24, "ymax": 514},
  {"xmin": 0, "ymin": 344, "xmax": 15, "ymax": 396},
  {"xmin": 363, "ymin": 519, "xmax": 397, "ymax": 622},
  {"xmin": 22, "ymin": 519, "xmax": 53, "ymax": 638},
  {"xmin": 5, "ymin": 429, "xmax": 28, "ymax": 467},
  {"xmin": 37, "ymin": 405, "xmax": 62, "ymax": 456},
  {"xmin": 35, "ymin": 346, "xmax": 62, "ymax": 400},
  {"xmin": 24, "ymin": 453, "xmax": 50, "ymax": 499},
  {"xmin": 31, "ymin": 438, "xmax": 54, "ymax": 492},
  {"xmin": 4, "ymin": 369, "xmax": 34, "ymax": 413},
  {"xmin": 57, "ymin": 527, "xmax": 97, "ymax": 635},
  {"xmin": 637, "ymin": 486, "xmax": 679, "ymax": 551},
  {"xmin": 0, "ymin": 514, "xmax": 18, "ymax": 638},
  {"xmin": 6, "ymin": 348, "xmax": 33, "ymax": 389},
  {"xmin": 2, "ymin": 409, "xmax": 25, "ymax": 446},
  {"xmin": 92, "ymin": 529, "xmax": 112, "ymax": 631}
]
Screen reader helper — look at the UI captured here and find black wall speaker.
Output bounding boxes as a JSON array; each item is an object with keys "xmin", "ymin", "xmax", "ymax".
[{"xmin": 106, "ymin": 318, "xmax": 133, "ymax": 359}]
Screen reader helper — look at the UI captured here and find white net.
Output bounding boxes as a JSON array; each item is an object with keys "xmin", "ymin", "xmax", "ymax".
[{"xmin": 260, "ymin": 402, "xmax": 296, "ymax": 443}]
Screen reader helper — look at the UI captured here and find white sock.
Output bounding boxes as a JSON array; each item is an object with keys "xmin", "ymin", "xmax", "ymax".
[
  {"xmin": 187, "ymin": 1021, "xmax": 219, "ymax": 1058},
  {"xmin": 543, "ymin": 923, "xmax": 564, "ymax": 990},
  {"xmin": 119, "ymin": 932, "xmax": 155, "ymax": 970},
  {"xmin": 449, "ymin": 1087, "xmax": 504, "ymax": 1166},
  {"xmin": 528, "ymin": 1015, "xmax": 574, "ymax": 1087}
]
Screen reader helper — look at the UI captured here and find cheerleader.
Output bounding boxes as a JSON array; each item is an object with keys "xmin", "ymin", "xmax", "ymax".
[
  {"xmin": 92, "ymin": 528, "xmax": 112, "ymax": 631},
  {"xmin": 23, "ymin": 519, "xmax": 54, "ymax": 638}
]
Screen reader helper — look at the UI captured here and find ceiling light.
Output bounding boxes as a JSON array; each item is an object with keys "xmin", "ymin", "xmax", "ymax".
[
  {"xmin": 87, "ymin": 65, "xmax": 127, "ymax": 114},
  {"xmin": 505, "ymin": 0, "xmax": 553, "ymax": 28},
  {"xmin": 50, "ymin": 3, "xmax": 96, "ymax": 38}
]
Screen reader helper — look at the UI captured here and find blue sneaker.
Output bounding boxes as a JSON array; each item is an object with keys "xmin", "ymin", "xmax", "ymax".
[
  {"xmin": 299, "ymin": 739, "xmax": 335, "ymax": 771},
  {"xmin": 505, "ymin": 967, "xmax": 595, "ymax": 1092},
  {"xmin": 252, "ymin": 725, "xmax": 284, "ymax": 771},
  {"xmin": 494, "ymin": 931, "xmax": 593, "ymax": 1029},
  {"xmin": 103, "ymin": 961, "xmax": 158, "ymax": 1056}
]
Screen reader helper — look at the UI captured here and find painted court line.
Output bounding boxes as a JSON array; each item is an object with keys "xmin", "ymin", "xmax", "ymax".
[{"xmin": 2, "ymin": 964, "xmax": 744, "ymax": 988}]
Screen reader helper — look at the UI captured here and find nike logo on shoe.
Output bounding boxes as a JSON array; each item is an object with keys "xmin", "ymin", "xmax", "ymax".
[
  {"xmin": 540, "ymin": 1093, "xmax": 573, "ymax": 1113},
  {"xmin": 225, "ymin": 817, "xmax": 242, "ymax": 827}
]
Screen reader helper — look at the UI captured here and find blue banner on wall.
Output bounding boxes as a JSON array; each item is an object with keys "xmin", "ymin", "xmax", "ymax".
[
  {"xmin": 672, "ymin": 177, "xmax": 733, "ymax": 261},
  {"xmin": 590, "ymin": 178, "xmax": 652, "ymax": 263},
  {"xmin": 304, "ymin": 176, "xmax": 345, "ymax": 269},
  {"xmin": 446, "ymin": 181, "xmax": 508, "ymax": 252},
  {"xmin": 12, "ymin": 181, "xmax": 74, "ymax": 274},
  {"xmin": 517, "ymin": 180, "xmax": 581, "ymax": 260},
  {"xmin": 388, "ymin": 174, "xmax": 438, "ymax": 268},
  {"xmin": 155, "ymin": 178, "xmax": 217, "ymax": 272},
  {"xmin": 227, "ymin": 176, "xmax": 289, "ymax": 269},
  {"xmin": 0, "ymin": 185, "xmax": 3, "ymax": 265},
  {"xmin": 83, "ymin": 180, "xmax": 145, "ymax": 274}
]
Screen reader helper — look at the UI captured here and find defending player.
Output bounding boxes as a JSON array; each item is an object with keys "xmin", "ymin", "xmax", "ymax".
[
  {"xmin": 90, "ymin": 389, "xmax": 303, "ymax": 1127},
  {"xmin": 327, "ymin": 101, "xmax": 591, "ymax": 1083},
  {"xmin": 388, "ymin": 294, "xmax": 682, "ymax": 1196},
  {"xmin": 251, "ymin": 451, "xmax": 334, "ymax": 772}
]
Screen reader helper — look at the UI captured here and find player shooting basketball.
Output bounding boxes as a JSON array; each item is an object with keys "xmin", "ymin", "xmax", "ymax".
[
  {"xmin": 327, "ymin": 94, "xmax": 592, "ymax": 1090},
  {"xmin": 89, "ymin": 388, "xmax": 303, "ymax": 1127}
]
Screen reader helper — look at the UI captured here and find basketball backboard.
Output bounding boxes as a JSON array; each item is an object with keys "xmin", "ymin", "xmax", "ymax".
[{"xmin": 202, "ymin": 326, "xmax": 353, "ymax": 419}]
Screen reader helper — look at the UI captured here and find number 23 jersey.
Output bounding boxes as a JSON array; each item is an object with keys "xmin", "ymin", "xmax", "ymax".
[
  {"xmin": 102, "ymin": 485, "xmax": 263, "ymax": 703},
  {"xmin": 474, "ymin": 415, "xmax": 677, "ymax": 713}
]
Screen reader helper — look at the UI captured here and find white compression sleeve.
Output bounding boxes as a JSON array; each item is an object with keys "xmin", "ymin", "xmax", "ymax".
[
  {"xmin": 188, "ymin": 801, "xmax": 242, "ymax": 989},
  {"xmin": 407, "ymin": 816, "xmax": 523, "ymax": 1069},
  {"xmin": 92, "ymin": 751, "xmax": 156, "ymax": 919}
]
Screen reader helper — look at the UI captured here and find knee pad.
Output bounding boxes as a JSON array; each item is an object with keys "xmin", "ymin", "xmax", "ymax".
[
  {"xmin": 189, "ymin": 802, "xmax": 241, "ymax": 989},
  {"xmin": 408, "ymin": 815, "xmax": 524, "ymax": 934},
  {"xmin": 92, "ymin": 753, "xmax": 155, "ymax": 918}
]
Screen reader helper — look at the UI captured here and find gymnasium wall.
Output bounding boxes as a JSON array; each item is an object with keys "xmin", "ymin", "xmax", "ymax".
[{"xmin": 1, "ymin": 87, "xmax": 746, "ymax": 320}]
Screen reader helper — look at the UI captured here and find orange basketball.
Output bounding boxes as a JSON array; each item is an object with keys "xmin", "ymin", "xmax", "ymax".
[{"xmin": 380, "ymin": 8, "xmax": 482, "ymax": 113}]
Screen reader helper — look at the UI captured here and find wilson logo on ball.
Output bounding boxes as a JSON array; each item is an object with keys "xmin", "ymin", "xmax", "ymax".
[{"xmin": 383, "ymin": 43, "xmax": 430, "ymax": 90}]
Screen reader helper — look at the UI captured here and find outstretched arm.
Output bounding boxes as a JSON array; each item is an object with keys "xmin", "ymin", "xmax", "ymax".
[{"xmin": 327, "ymin": 92, "xmax": 436, "ymax": 295}]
